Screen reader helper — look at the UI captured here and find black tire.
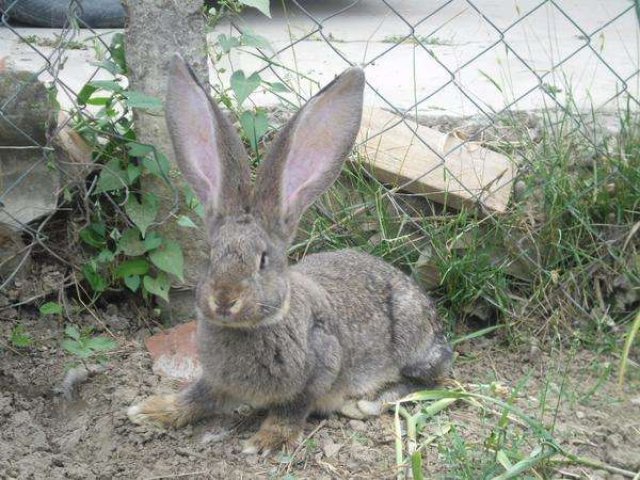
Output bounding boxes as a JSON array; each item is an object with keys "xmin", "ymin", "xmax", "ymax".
[{"xmin": 4, "ymin": 0, "xmax": 125, "ymax": 28}]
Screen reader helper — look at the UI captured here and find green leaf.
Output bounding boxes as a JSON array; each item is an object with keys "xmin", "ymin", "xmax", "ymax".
[
  {"xmin": 124, "ymin": 91, "xmax": 163, "ymax": 110},
  {"xmin": 118, "ymin": 228, "xmax": 146, "ymax": 256},
  {"xmin": 127, "ymin": 164, "xmax": 141, "ymax": 184},
  {"xmin": 10, "ymin": 325, "xmax": 32, "ymax": 348},
  {"xmin": 127, "ymin": 142, "xmax": 154, "ymax": 158},
  {"xmin": 125, "ymin": 193, "xmax": 159, "ymax": 238},
  {"xmin": 124, "ymin": 275, "xmax": 141, "ymax": 292},
  {"xmin": 96, "ymin": 249, "xmax": 115, "ymax": 263},
  {"xmin": 87, "ymin": 79, "xmax": 122, "ymax": 92},
  {"xmin": 62, "ymin": 338, "xmax": 89, "ymax": 357},
  {"xmin": 40, "ymin": 302, "xmax": 63, "ymax": 315},
  {"xmin": 94, "ymin": 158, "xmax": 129, "ymax": 194},
  {"xmin": 239, "ymin": 109, "xmax": 269, "ymax": 153},
  {"xmin": 240, "ymin": 31, "xmax": 273, "ymax": 51},
  {"xmin": 218, "ymin": 34, "xmax": 240, "ymax": 53},
  {"xmin": 230, "ymin": 70, "xmax": 261, "ymax": 106},
  {"xmin": 239, "ymin": 0, "xmax": 271, "ymax": 17},
  {"xmin": 65, "ymin": 325, "xmax": 81, "ymax": 341},
  {"xmin": 149, "ymin": 241, "xmax": 184, "ymax": 281},
  {"xmin": 95, "ymin": 58, "xmax": 120, "ymax": 76},
  {"xmin": 82, "ymin": 263, "xmax": 108, "ymax": 293},
  {"xmin": 411, "ymin": 452, "xmax": 424, "ymax": 480},
  {"xmin": 496, "ymin": 449, "xmax": 513, "ymax": 470},
  {"xmin": 268, "ymin": 81, "xmax": 289, "ymax": 93},
  {"xmin": 184, "ymin": 186, "xmax": 205, "ymax": 218},
  {"xmin": 143, "ymin": 232, "xmax": 163, "ymax": 251},
  {"xmin": 79, "ymin": 224, "xmax": 107, "ymax": 248},
  {"xmin": 86, "ymin": 96, "xmax": 111, "ymax": 106},
  {"xmin": 115, "ymin": 258, "xmax": 150, "ymax": 278},
  {"xmin": 86, "ymin": 336, "xmax": 117, "ymax": 352},
  {"xmin": 117, "ymin": 229, "xmax": 162, "ymax": 255},
  {"xmin": 77, "ymin": 83, "xmax": 98, "ymax": 105},
  {"xmin": 143, "ymin": 273, "xmax": 171, "ymax": 302},
  {"xmin": 109, "ymin": 33, "xmax": 127, "ymax": 74},
  {"xmin": 142, "ymin": 152, "xmax": 170, "ymax": 178},
  {"xmin": 177, "ymin": 215, "xmax": 198, "ymax": 228}
]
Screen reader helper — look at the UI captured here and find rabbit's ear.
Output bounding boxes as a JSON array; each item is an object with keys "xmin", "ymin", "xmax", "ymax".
[
  {"xmin": 166, "ymin": 54, "xmax": 251, "ymax": 218},
  {"xmin": 255, "ymin": 67, "xmax": 365, "ymax": 239}
]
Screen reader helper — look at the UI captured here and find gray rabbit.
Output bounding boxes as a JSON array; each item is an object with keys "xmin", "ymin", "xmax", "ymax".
[{"xmin": 128, "ymin": 54, "xmax": 452, "ymax": 453}]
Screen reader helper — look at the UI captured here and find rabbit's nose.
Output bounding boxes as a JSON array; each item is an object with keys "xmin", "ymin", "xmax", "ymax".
[{"xmin": 209, "ymin": 292, "xmax": 243, "ymax": 317}]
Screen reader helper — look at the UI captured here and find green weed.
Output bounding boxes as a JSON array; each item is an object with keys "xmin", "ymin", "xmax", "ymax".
[
  {"xmin": 9, "ymin": 324, "xmax": 32, "ymax": 349},
  {"xmin": 61, "ymin": 325, "xmax": 117, "ymax": 361},
  {"xmin": 20, "ymin": 33, "xmax": 87, "ymax": 50},
  {"xmin": 382, "ymin": 35, "xmax": 451, "ymax": 46}
]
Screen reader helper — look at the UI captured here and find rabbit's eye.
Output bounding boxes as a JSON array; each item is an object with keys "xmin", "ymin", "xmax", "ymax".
[{"xmin": 259, "ymin": 252, "xmax": 268, "ymax": 270}]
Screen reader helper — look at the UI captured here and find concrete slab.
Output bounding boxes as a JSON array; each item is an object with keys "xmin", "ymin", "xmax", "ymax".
[
  {"xmin": 216, "ymin": 0, "xmax": 639, "ymax": 115},
  {"xmin": 0, "ymin": 0, "xmax": 637, "ymax": 116}
]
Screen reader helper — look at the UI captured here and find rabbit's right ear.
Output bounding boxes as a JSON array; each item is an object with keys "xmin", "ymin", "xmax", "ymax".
[
  {"xmin": 165, "ymin": 54, "xmax": 251, "ymax": 218},
  {"xmin": 254, "ymin": 67, "xmax": 365, "ymax": 240}
]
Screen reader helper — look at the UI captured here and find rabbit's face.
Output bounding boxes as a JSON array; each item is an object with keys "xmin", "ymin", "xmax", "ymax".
[{"xmin": 195, "ymin": 214, "xmax": 289, "ymax": 328}]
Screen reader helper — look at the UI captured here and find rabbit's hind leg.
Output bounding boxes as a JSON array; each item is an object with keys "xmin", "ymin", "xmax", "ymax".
[
  {"xmin": 339, "ymin": 344, "xmax": 454, "ymax": 422},
  {"xmin": 401, "ymin": 335, "xmax": 453, "ymax": 387},
  {"xmin": 127, "ymin": 378, "xmax": 220, "ymax": 429}
]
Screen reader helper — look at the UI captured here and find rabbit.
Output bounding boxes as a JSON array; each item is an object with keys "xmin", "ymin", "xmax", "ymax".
[{"xmin": 127, "ymin": 54, "xmax": 453, "ymax": 454}]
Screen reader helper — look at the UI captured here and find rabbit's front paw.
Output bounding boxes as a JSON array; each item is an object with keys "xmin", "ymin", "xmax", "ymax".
[
  {"xmin": 242, "ymin": 420, "xmax": 302, "ymax": 454},
  {"xmin": 127, "ymin": 394, "xmax": 190, "ymax": 429}
]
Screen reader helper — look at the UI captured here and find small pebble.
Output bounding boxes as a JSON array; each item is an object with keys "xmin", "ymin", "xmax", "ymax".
[
  {"xmin": 348, "ymin": 419, "xmax": 367, "ymax": 432},
  {"xmin": 321, "ymin": 438, "xmax": 341, "ymax": 458}
]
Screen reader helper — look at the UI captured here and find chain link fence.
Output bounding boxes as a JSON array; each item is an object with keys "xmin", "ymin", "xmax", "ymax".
[{"xmin": 1, "ymin": 0, "xmax": 639, "ymax": 327}]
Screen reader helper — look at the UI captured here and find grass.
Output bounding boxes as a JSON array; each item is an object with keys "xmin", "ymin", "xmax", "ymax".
[
  {"xmin": 291, "ymin": 101, "xmax": 640, "ymax": 349},
  {"xmin": 389, "ymin": 358, "xmax": 638, "ymax": 480},
  {"xmin": 382, "ymin": 34, "xmax": 451, "ymax": 46},
  {"xmin": 19, "ymin": 33, "xmax": 87, "ymax": 50}
]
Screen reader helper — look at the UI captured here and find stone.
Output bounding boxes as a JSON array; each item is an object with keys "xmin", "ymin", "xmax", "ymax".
[
  {"xmin": 348, "ymin": 419, "xmax": 367, "ymax": 432},
  {"xmin": 144, "ymin": 321, "xmax": 200, "ymax": 381},
  {"xmin": 0, "ymin": 147, "xmax": 60, "ymax": 230},
  {"xmin": 0, "ymin": 70, "xmax": 55, "ymax": 146},
  {"xmin": 0, "ymin": 69, "xmax": 60, "ymax": 284},
  {"xmin": 356, "ymin": 107, "xmax": 515, "ymax": 213},
  {"xmin": 320, "ymin": 438, "xmax": 342, "ymax": 458}
]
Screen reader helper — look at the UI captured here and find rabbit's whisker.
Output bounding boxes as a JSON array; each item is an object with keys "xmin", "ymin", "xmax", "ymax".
[{"xmin": 256, "ymin": 302, "xmax": 279, "ymax": 312}]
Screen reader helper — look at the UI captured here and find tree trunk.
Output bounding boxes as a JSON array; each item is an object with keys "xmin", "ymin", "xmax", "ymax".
[{"xmin": 123, "ymin": 0, "xmax": 210, "ymax": 305}]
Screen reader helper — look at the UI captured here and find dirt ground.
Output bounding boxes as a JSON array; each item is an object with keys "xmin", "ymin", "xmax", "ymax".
[{"xmin": 1, "ymin": 296, "xmax": 639, "ymax": 480}]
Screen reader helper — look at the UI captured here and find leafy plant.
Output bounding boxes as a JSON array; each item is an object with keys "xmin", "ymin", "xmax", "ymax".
[
  {"xmin": 10, "ymin": 325, "xmax": 33, "ymax": 349},
  {"xmin": 72, "ymin": 33, "xmax": 189, "ymax": 302},
  {"xmin": 62, "ymin": 325, "xmax": 117, "ymax": 360},
  {"xmin": 206, "ymin": 7, "xmax": 291, "ymax": 160},
  {"xmin": 70, "ymin": 3, "xmax": 277, "ymax": 305},
  {"xmin": 39, "ymin": 301, "xmax": 63, "ymax": 315}
]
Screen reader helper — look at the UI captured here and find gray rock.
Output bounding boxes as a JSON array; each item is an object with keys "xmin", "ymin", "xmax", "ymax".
[{"xmin": 1, "ymin": 70, "xmax": 60, "ymax": 233}]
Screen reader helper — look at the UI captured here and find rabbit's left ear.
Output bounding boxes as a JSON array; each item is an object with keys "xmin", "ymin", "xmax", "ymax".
[{"xmin": 254, "ymin": 67, "xmax": 365, "ymax": 240}]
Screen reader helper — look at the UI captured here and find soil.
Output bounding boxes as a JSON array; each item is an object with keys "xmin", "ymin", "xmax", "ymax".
[{"xmin": 1, "ymin": 297, "xmax": 639, "ymax": 480}]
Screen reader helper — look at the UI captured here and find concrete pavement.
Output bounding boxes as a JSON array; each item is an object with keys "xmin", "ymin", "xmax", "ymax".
[{"xmin": 1, "ymin": 0, "xmax": 638, "ymax": 116}]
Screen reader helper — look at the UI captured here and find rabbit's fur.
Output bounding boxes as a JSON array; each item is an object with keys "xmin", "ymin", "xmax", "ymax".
[{"xmin": 128, "ymin": 55, "xmax": 452, "ymax": 453}]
